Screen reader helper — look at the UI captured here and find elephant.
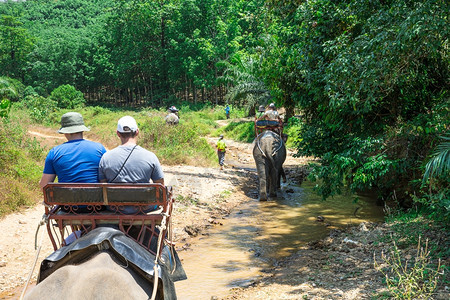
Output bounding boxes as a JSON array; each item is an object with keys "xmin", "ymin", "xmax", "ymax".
[
  {"xmin": 252, "ymin": 130, "xmax": 287, "ymax": 201},
  {"xmin": 24, "ymin": 252, "xmax": 161, "ymax": 300},
  {"xmin": 24, "ymin": 227, "xmax": 186, "ymax": 300},
  {"xmin": 165, "ymin": 112, "xmax": 179, "ymax": 125}
]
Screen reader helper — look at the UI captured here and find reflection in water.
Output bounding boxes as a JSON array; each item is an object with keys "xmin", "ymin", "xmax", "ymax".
[{"xmin": 175, "ymin": 180, "xmax": 384, "ymax": 299}]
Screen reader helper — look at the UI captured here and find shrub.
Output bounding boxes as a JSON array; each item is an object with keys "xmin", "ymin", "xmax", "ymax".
[
  {"xmin": 0, "ymin": 99, "xmax": 11, "ymax": 118},
  {"xmin": 50, "ymin": 84, "xmax": 86, "ymax": 109},
  {"xmin": 21, "ymin": 95, "xmax": 57, "ymax": 122},
  {"xmin": 284, "ymin": 116, "xmax": 302, "ymax": 149},
  {"xmin": 374, "ymin": 237, "xmax": 442, "ymax": 299},
  {"xmin": 218, "ymin": 120, "xmax": 255, "ymax": 143},
  {"xmin": 0, "ymin": 118, "xmax": 43, "ymax": 216},
  {"xmin": 0, "ymin": 76, "xmax": 24, "ymax": 102}
]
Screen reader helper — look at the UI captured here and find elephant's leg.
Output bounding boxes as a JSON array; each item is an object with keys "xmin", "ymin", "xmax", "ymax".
[
  {"xmin": 277, "ymin": 167, "xmax": 286, "ymax": 188},
  {"xmin": 268, "ymin": 167, "xmax": 278, "ymax": 198},
  {"xmin": 255, "ymin": 158, "xmax": 268, "ymax": 201}
]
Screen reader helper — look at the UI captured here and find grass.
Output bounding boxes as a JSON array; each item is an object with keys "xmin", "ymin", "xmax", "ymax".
[
  {"xmin": 140, "ymin": 116, "xmax": 216, "ymax": 166},
  {"xmin": 0, "ymin": 115, "xmax": 44, "ymax": 216},
  {"xmin": 19, "ymin": 104, "xmax": 224, "ymax": 166},
  {"xmin": 383, "ymin": 207, "xmax": 450, "ymax": 259},
  {"xmin": 217, "ymin": 120, "xmax": 255, "ymax": 143},
  {"xmin": 372, "ymin": 206, "xmax": 449, "ymax": 299},
  {"xmin": 374, "ymin": 237, "xmax": 443, "ymax": 299}
]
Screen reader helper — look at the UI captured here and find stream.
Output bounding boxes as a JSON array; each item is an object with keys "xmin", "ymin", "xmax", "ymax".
[{"xmin": 174, "ymin": 180, "xmax": 384, "ymax": 299}]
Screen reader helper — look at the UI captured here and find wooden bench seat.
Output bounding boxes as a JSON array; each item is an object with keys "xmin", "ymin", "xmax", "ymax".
[
  {"xmin": 53, "ymin": 207, "xmax": 164, "ymax": 226},
  {"xmin": 43, "ymin": 183, "xmax": 173, "ymax": 255}
]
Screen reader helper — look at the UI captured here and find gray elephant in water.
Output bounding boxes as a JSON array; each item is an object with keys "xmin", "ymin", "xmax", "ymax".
[{"xmin": 252, "ymin": 130, "xmax": 287, "ymax": 201}]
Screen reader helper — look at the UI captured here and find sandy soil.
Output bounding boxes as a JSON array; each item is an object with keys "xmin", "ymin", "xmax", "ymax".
[{"xmin": 0, "ymin": 126, "xmax": 448, "ymax": 300}]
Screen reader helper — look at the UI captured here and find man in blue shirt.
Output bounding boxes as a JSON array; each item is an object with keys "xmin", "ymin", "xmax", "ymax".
[{"xmin": 39, "ymin": 112, "xmax": 106, "ymax": 190}]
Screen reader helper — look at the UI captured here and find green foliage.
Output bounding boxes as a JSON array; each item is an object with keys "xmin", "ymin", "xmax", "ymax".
[
  {"xmin": 140, "ymin": 116, "xmax": 216, "ymax": 166},
  {"xmin": 423, "ymin": 135, "xmax": 450, "ymax": 184},
  {"xmin": 307, "ymin": 136, "xmax": 399, "ymax": 200},
  {"xmin": 0, "ymin": 76, "xmax": 24, "ymax": 101},
  {"xmin": 221, "ymin": 54, "xmax": 272, "ymax": 116},
  {"xmin": 374, "ymin": 237, "xmax": 442, "ymax": 299},
  {"xmin": 0, "ymin": 15, "xmax": 34, "ymax": 79},
  {"xmin": 0, "ymin": 0, "xmax": 268, "ymax": 105},
  {"xmin": 0, "ymin": 117, "xmax": 44, "ymax": 216},
  {"xmin": 266, "ymin": 0, "xmax": 449, "ymax": 205},
  {"xmin": 0, "ymin": 98, "xmax": 11, "ymax": 118},
  {"xmin": 50, "ymin": 84, "xmax": 86, "ymax": 109},
  {"xmin": 20, "ymin": 95, "xmax": 57, "ymax": 122},
  {"xmin": 284, "ymin": 116, "xmax": 302, "ymax": 149},
  {"xmin": 417, "ymin": 135, "xmax": 450, "ymax": 214},
  {"xmin": 219, "ymin": 121, "xmax": 255, "ymax": 143}
]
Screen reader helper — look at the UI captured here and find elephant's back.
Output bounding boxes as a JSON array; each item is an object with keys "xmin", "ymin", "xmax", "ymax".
[{"xmin": 253, "ymin": 131, "xmax": 285, "ymax": 156}]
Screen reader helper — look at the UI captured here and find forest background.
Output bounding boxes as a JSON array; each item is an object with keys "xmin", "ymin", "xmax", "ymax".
[{"xmin": 0, "ymin": 0, "xmax": 448, "ymax": 298}]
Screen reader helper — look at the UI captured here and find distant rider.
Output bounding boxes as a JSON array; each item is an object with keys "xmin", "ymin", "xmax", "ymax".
[
  {"xmin": 256, "ymin": 103, "xmax": 283, "ymax": 135},
  {"xmin": 261, "ymin": 103, "xmax": 281, "ymax": 122},
  {"xmin": 165, "ymin": 106, "xmax": 179, "ymax": 125}
]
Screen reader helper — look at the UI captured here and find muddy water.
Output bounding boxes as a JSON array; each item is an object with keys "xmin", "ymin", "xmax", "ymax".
[{"xmin": 175, "ymin": 180, "xmax": 384, "ymax": 299}]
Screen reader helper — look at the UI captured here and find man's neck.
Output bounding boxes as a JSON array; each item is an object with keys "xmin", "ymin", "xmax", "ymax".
[
  {"xmin": 65, "ymin": 133, "xmax": 83, "ymax": 141},
  {"xmin": 121, "ymin": 137, "xmax": 138, "ymax": 146}
]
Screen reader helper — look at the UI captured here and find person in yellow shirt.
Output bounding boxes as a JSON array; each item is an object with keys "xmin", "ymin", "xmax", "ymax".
[{"xmin": 216, "ymin": 134, "xmax": 226, "ymax": 170}]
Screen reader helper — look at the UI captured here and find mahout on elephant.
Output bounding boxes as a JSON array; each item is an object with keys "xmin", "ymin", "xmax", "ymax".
[{"xmin": 252, "ymin": 130, "xmax": 287, "ymax": 201}]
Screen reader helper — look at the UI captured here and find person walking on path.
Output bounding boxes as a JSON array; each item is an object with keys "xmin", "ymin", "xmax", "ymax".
[
  {"xmin": 225, "ymin": 105, "xmax": 230, "ymax": 119},
  {"xmin": 39, "ymin": 112, "xmax": 106, "ymax": 190},
  {"xmin": 216, "ymin": 134, "xmax": 226, "ymax": 170}
]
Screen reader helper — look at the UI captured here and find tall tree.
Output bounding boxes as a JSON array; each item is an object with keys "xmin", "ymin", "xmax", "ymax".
[{"xmin": 0, "ymin": 15, "xmax": 34, "ymax": 81}]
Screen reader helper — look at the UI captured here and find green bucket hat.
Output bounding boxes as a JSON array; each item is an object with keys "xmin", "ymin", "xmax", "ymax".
[{"xmin": 58, "ymin": 112, "xmax": 90, "ymax": 134}]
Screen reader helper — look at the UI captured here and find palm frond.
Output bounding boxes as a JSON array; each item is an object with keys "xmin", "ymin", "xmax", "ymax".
[
  {"xmin": 423, "ymin": 136, "xmax": 450, "ymax": 183},
  {"xmin": 222, "ymin": 54, "xmax": 272, "ymax": 116},
  {"xmin": 0, "ymin": 77, "xmax": 21, "ymax": 101}
]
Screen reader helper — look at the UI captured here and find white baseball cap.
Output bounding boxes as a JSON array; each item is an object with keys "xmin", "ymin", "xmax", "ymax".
[{"xmin": 117, "ymin": 116, "xmax": 138, "ymax": 133}]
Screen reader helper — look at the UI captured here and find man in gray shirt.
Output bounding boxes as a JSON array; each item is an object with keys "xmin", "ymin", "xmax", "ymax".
[{"xmin": 99, "ymin": 115, "xmax": 164, "ymax": 213}]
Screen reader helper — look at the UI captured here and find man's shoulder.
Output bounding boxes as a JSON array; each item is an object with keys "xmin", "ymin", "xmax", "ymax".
[{"xmin": 135, "ymin": 145, "xmax": 157, "ymax": 156}]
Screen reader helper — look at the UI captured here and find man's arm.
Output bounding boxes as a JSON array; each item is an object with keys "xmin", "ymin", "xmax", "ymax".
[
  {"xmin": 154, "ymin": 178, "xmax": 164, "ymax": 185},
  {"xmin": 39, "ymin": 173, "xmax": 56, "ymax": 190}
]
